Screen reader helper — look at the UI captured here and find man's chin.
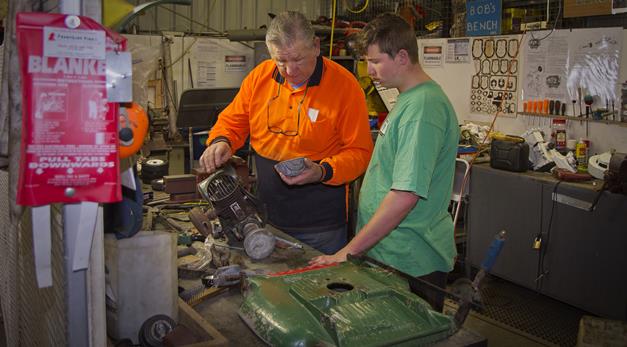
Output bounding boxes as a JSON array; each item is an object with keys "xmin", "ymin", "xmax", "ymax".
[
  {"xmin": 286, "ymin": 78, "xmax": 305, "ymax": 86},
  {"xmin": 375, "ymin": 80, "xmax": 389, "ymax": 88}
]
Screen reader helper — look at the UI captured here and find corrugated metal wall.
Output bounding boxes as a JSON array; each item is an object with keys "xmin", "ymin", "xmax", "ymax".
[{"xmin": 129, "ymin": 0, "xmax": 330, "ymax": 34}]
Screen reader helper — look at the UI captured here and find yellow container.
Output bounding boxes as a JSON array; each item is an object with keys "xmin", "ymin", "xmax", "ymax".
[{"xmin": 503, "ymin": 8, "xmax": 526, "ymax": 33}]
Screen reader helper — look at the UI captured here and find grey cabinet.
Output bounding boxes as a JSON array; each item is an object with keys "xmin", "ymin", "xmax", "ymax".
[{"xmin": 467, "ymin": 164, "xmax": 627, "ymax": 320}]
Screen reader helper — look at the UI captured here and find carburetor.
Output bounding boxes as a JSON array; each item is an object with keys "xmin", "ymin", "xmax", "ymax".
[{"xmin": 191, "ymin": 164, "xmax": 275, "ymax": 260}]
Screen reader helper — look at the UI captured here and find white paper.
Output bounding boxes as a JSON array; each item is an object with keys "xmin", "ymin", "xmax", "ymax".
[
  {"xmin": 71, "ymin": 201, "xmax": 98, "ymax": 271},
  {"xmin": 43, "ymin": 27, "xmax": 105, "ymax": 60},
  {"xmin": 32, "ymin": 205, "xmax": 52, "ymax": 288},
  {"xmin": 446, "ymin": 39, "xmax": 470, "ymax": 64},
  {"xmin": 520, "ymin": 28, "xmax": 622, "ymax": 114},
  {"xmin": 195, "ymin": 40, "xmax": 219, "ymax": 88},
  {"xmin": 374, "ymin": 82, "xmax": 399, "ymax": 112},
  {"xmin": 422, "ymin": 45, "xmax": 443, "ymax": 67}
]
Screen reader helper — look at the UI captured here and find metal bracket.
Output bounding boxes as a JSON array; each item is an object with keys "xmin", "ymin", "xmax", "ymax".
[{"xmin": 552, "ymin": 192, "xmax": 593, "ymax": 211}]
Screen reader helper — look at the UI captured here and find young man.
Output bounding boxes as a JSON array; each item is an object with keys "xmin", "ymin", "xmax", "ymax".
[
  {"xmin": 310, "ymin": 13, "xmax": 460, "ymax": 311},
  {"xmin": 199, "ymin": 11, "xmax": 373, "ymax": 254}
]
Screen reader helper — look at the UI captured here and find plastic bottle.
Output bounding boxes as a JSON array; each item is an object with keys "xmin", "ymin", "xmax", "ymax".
[
  {"xmin": 552, "ymin": 118, "xmax": 567, "ymax": 150},
  {"xmin": 575, "ymin": 138, "xmax": 588, "ymax": 173}
]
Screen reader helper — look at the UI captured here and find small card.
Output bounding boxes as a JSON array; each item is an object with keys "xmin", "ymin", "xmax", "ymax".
[{"xmin": 307, "ymin": 108, "xmax": 319, "ymax": 123}]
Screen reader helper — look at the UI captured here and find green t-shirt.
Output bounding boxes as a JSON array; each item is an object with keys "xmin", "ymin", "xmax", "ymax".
[{"xmin": 358, "ymin": 80, "xmax": 460, "ymax": 277}]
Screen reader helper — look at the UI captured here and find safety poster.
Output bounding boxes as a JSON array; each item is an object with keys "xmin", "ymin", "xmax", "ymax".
[{"xmin": 16, "ymin": 13, "xmax": 125, "ymax": 205}]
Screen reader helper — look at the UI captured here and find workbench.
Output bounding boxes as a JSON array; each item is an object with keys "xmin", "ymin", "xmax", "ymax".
[
  {"xmin": 466, "ymin": 163, "xmax": 627, "ymax": 320},
  {"xmin": 180, "ymin": 226, "xmax": 487, "ymax": 346}
]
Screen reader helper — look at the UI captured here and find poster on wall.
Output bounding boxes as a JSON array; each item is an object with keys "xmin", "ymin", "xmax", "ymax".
[
  {"xmin": 422, "ymin": 45, "xmax": 443, "ymax": 67},
  {"xmin": 469, "ymin": 35, "xmax": 520, "ymax": 116},
  {"xmin": 520, "ymin": 28, "xmax": 623, "ymax": 120},
  {"xmin": 194, "ymin": 39, "xmax": 218, "ymax": 88},
  {"xmin": 191, "ymin": 38, "xmax": 254, "ymax": 88},
  {"xmin": 16, "ymin": 13, "xmax": 125, "ymax": 206},
  {"xmin": 446, "ymin": 38, "xmax": 470, "ymax": 64}
]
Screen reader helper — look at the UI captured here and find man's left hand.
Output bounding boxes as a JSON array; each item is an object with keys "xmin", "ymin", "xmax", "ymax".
[
  {"xmin": 278, "ymin": 158, "xmax": 324, "ymax": 185},
  {"xmin": 309, "ymin": 249, "xmax": 350, "ymax": 266}
]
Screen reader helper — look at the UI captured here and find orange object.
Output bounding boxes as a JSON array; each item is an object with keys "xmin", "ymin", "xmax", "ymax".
[
  {"xmin": 523, "ymin": 101, "xmax": 528, "ymax": 112},
  {"xmin": 533, "ymin": 100, "xmax": 540, "ymax": 113},
  {"xmin": 118, "ymin": 102, "xmax": 148, "ymax": 159},
  {"xmin": 543, "ymin": 99, "xmax": 549, "ymax": 114},
  {"xmin": 207, "ymin": 58, "xmax": 373, "ymax": 186}
]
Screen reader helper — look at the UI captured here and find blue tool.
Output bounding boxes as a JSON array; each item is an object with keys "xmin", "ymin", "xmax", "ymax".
[{"xmin": 452, "ymin": 230, "xmax": 506, "ymax": 327}]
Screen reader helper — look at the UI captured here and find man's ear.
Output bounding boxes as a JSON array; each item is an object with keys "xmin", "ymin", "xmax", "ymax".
[
  {"xmin": 313, "ymin": 37, "xmax": 321, "ymax": 56},
  {"xmin": 396, "ymin": 49, "xmax": 410, "ymax": 65}
]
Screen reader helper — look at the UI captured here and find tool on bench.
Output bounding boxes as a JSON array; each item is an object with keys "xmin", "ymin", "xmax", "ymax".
[
  {"xmin": 552, "ymin": 168, "xmax": 592, "ymax": 182},
  {"xmin": 179, "ymin": 265, "xmax": 266, "ymax": 306},
  {"xmin": 275, "ymin": 236, "xmax": 304, "ymax": 249},
  {"xmin": 584, "ymin": 95, "xmax": 594, "ymax": 138}
]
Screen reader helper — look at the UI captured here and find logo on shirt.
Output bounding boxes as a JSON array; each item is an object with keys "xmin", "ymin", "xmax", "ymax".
[{"xmin": 307, "ymin": 108, "xmax": 319, "ymax": 123}]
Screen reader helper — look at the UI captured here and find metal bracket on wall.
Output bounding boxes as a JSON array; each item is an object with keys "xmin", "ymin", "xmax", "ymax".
[{"xmin": 552, "ymin": 192, "xmax": 593, "ymax": 211}]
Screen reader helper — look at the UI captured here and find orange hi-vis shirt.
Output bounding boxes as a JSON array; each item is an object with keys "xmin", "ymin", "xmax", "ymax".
[{"xmin": 207, "ymin": 56, "xmax": 373, "ymax": 186}]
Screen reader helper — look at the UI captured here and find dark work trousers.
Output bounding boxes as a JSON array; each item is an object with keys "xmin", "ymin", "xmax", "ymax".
[{"xmin": 410, "ymin": 271, "xmax": 448, "ymax": 312}]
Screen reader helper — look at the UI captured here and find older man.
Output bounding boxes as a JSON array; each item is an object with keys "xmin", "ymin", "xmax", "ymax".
[{"xmin": 199, "ymin": 11, "xmax": 373, "ymax": 254}]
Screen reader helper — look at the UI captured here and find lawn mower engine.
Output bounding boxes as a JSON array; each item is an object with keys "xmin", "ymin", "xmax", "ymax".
[{"xmin": 195, "ymin": 165, "xmax": 275, "ymax": 260}]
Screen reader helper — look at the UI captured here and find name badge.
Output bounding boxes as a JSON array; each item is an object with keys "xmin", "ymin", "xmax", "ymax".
[
  {"xmin": 308, "ymin": 108, "xmax": 319, "ymax": 123},
  {"xmin": 379, "ymin": 118, "xmax": 389, "ymax": 136}
]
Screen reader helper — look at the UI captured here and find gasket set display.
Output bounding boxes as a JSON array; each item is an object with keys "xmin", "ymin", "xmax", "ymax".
[{"xmin": 470, "ymin": 37, "xmax": 520, "ymax": 116}]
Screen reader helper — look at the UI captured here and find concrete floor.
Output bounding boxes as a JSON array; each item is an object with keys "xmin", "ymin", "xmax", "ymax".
[{"xmin": 462, "ymin": 311, "xmax": 558, "ymax": 347}]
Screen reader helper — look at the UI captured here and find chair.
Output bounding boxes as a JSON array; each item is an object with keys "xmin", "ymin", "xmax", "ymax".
[{"xmin": 451, "ymin": 158, "xmax": 471, "ymax": 238}]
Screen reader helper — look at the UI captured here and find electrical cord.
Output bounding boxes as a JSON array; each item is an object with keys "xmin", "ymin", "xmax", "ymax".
[
  {"xmin": 455, "ymin": 32, "xmax": 527, "ymax": 208},
  {"xmin": 158, "ymin": 4, "xmax": 225, "ymax": 36},
  {"xmin": 535, "ymin": 180, "xmax": 561, "ymax": 291},
  {"xmin": 529, "ymin": 0, "xmax": 562, "ymax": 43},
  {"xmin": 588, "ymin": 182, "xmax": 607, "ymax": 212},
  {"xmin": 156, "ymin": 5, "xmax": 254, "ymax": 50},
  {"xmin": 328, "ymin": 0, "xmax": 337, "ymax": 59},
  {"xmin": 164, "ymin": 37, "xmax": 198, "ymax": 69},
  {"xmin": 160, "ymin": 60, "xmax": 178, "ymax": 115}
]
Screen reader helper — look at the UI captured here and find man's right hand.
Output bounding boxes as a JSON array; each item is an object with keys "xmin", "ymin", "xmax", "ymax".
[{"xmin": 199, "ymin": 141, "xmax": 231, "ymax": 173}]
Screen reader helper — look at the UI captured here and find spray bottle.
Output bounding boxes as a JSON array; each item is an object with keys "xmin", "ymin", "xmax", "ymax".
[{"xmin": 575, "ymin": 138, "xmax": 588, "ymax": 173}]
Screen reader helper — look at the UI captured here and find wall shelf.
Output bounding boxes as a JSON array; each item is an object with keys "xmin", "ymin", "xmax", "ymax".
[{"xmin": 517, "ymin": 112, "xmax": 627, "ymax": 127}]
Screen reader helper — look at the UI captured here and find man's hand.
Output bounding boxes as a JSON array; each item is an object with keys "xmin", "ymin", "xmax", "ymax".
[
  {"xmin": 199, "ymin": 141, "xmax": 231, "ymax": 173},
  {"xmin": 309, "ymin": 248, "xmax": 351, "ymax": 266},
  {"xmin": 278, "ymin": 158, "xmax": 324, "ymax": 185}
]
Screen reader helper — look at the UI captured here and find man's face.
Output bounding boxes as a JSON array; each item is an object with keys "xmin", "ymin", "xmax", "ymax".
[
  {"xmin": 365, "ymin": 44, "xmax": 400, "ymax": 88},
  {"xmin": 268, "ymin": 37, "xmax": 319, "ymax": 86}
]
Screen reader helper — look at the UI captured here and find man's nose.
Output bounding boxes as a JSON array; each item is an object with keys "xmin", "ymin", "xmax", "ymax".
[
  {"xmin": 284, "ymin": 61, "xmax": 300, "ymax": 76},
  {"xmin": 367, "ymin": 63, "xmax": 375, "ymax": 77}
]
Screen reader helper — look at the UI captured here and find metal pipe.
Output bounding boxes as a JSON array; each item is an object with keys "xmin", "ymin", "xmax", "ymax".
[{"xmin": 226, "ymin": 26, "xmax": 360, "ymax": 42}]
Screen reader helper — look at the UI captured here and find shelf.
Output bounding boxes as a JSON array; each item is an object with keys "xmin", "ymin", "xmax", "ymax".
[{"xmin": 517, "ymin": 112, "xmax": 627, "ymax": 126}]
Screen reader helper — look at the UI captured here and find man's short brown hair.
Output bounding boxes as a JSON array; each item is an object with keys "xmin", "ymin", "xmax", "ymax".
[{"xmin": 358, "ymin": 13, "xmax": 419, "ymax": 64}]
